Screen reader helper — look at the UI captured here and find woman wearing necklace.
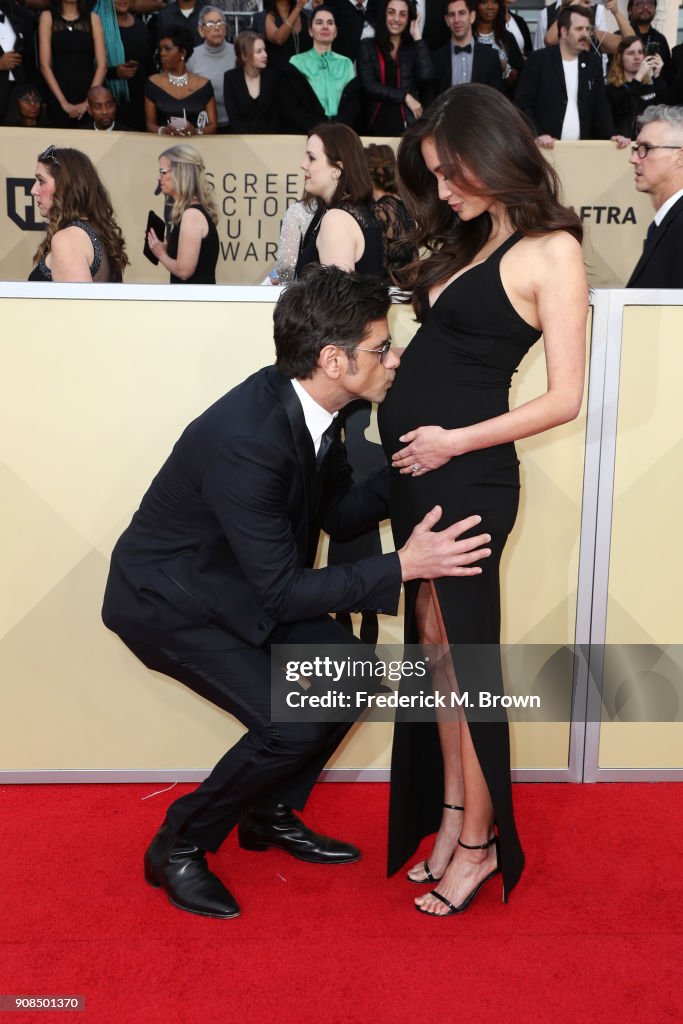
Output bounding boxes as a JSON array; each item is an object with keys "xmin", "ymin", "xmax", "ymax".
[
  {"xmin": 144, "ymin": 27, "xmax": 217, "ymax": 135},
  {"xmin": 473, "ymin": 0, "xmax": 524, "ymax": 96},
  {"xmin": 263, "ymin": 0, "xmax": 312, "ymax": 73},
  {"xmin": 357, "ymin": 0, "xmax": 433, "ymax": 137},
  {"xmin": 283, "ymin": 6, "xmax": 358, "ymax": 133},
  {"xmin": 38, "ymin": 0, "xmax": 107, "ymax": 128},
  {"xmin": 223, "ymin": 32, "xmax": 281, "ymax": 133}
]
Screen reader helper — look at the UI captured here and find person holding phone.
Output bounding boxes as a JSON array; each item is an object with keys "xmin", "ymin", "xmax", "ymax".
[
  {"xmin": 627, "ymin": 0, "xmax": 671, "ymax": 69},
  {"xmin": 606, "ymin": 35, "xmax": 667, "ymax": 139},
  {"xmin": 105, "ymin": 0, "xmax": 153, "ymax": 131},
  {"xmin": 146, "ymin": 144, "xmax": 219, "ymax": 284}
]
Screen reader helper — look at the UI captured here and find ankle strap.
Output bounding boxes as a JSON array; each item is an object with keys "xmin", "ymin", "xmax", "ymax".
[
  {"xmin": 458, "ymin": 835, "xmax": 496, "ymax": 850},
  {"xmin": 443, "ymin": 803, "xmax": 464, "ymax": 811}
]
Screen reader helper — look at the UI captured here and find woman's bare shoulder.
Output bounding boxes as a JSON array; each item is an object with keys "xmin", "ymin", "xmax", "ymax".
[
  {"xmin": 521, "ymin": 230, "xmax": 583, "ymax": 260},
  {"xmin": 52, "ymin": 224, "xmax": 93, "ymax": 249}
]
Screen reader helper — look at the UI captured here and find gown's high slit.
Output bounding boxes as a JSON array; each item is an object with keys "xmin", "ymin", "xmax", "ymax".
[{"xmin": 378, "ymin": 232, "xmax": 540, "ymax": 898}]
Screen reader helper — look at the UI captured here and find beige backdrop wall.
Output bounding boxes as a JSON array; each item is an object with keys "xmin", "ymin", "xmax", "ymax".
[
  {"xmin": 599, "ymin": 306, "xmax": 683, "ymax": 770},
  {"xmin": 1, "ymin": 288, "xmax": 588, "ymax": 776},
  {"xmin": 2, "ymin": 129, "xmax": 651, "ymax": 288}
]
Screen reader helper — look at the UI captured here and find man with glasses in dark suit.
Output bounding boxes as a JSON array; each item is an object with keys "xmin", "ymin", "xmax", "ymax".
[
  {"xmin": 102, "ymin": 265, "xmax": 492, "ymax": 920},
  {"xmin": 627, "ymin": 105, "xmax": 683, "ymax": 288}
]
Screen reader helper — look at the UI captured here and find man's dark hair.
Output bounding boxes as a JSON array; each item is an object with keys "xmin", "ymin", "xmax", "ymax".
[
  {"xmin": 274, "ymin": 265, "xmax": 390, "ymax": 379},
  {"xmin": 445, "ymin": 0, "xmax": 477, "ymax": 16},
  {"xmin": 627, "ymin": 0, "xmax": 656, "ymax": 13},
  {"xmin": 558, "ymin": 4, "xmax": 592, "ymax": 34}
]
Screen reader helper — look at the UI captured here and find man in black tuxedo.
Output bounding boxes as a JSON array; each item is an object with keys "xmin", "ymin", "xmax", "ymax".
[
  {"xmin": 515, "ymin": 5, "xmax": 625, "ymax": 149},
  {"xmin": 328, "ymin": 0, "xmax": 378, "ymax": 62},
  {"xmin": 430, "ymin": 0, "xmax": 502, "ymax": 99},
  {"xmin": 102, "ymin": 266, "xmax": 492, "ymax": 920},
  {"xmin": 0, "ymin": 0, "xmax": 37, "ymax": 124},
  {"xmin": 627, "ymin": 105, "xmax": 683, "ymax": 288}
]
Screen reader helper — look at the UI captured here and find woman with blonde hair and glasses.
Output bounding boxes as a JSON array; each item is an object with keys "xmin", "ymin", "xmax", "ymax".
[
  {"xmin": 146, "ymin": 145, "xmax": 220, "ymax": 284},
  {"xmin": 29, "ymin": 145, "xmax": 128, "ymax": 282}
]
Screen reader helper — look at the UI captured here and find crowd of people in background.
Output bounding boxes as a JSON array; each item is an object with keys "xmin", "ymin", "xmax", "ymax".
[{"xmin": 2, "ymin": 0, "xmax": 683, "ymax": 138}]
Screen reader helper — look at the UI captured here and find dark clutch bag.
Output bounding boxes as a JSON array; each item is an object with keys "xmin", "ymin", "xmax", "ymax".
[{"xmin": 143, "ymin": 210, "xmax": 166, "ymax": 265}]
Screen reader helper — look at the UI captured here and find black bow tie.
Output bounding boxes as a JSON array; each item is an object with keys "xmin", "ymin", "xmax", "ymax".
[
  {"xmin": 454, "ymin": 43, "xmax": 472, "ymax": 54},
  {"xmin": 0, "ymin": 12, "xmax": 5, "ymax": 22}
]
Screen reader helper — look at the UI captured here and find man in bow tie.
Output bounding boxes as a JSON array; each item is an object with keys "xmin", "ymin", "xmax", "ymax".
[
  {"xmin": 102, "ymin": 265, "xmax": 492, "ymax": 920},
  {"xmin": 0, "ymin": 0, "xmax": 37, "ymax": 124},
  {"xmin": 627, "ymin": 105, "xmax": 683, "ymax": 288},
  {"xmin": 430, "ymin": 0, "xmax": 502, "ymax": 98}
]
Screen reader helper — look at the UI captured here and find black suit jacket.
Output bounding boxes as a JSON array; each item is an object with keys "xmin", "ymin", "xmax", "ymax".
[
  {"xmin": 627, "ymin": 194, "xmax": 683, "ymax": 288},
  {"xmin": 430, "ymin": 41, "xmax": 503, "ymax": 98},
  {"xmin": 0, "ymin": 0, "xmax": 37, "ymax": 123},
  {"xmin": 328, "ymin": 0, "xmax": 378, "ymax": 62},
  {"xmin": 102, "ymin": 366, "xmax": 402, "ymax": 650},
  {"xmin": 515, "ymin": 45, "xmax": 615, "ymax": 140}
]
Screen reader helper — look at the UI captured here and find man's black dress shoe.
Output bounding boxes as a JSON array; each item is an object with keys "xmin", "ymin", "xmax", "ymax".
[
  {"xmin": 238, "ymin": 803, "xmax": 361, "ymax": 864},
  {"xmin": 144, "ymin": 821, "xmax": 240, "ymax": 919}
]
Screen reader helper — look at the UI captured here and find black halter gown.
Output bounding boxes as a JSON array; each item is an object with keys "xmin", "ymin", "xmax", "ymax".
[{"xmin": 377, "ymin": 231, "xmax": 542, "ymax": 897}]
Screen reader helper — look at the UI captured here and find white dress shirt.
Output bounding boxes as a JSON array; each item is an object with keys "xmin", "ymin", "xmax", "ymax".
[{"xmin": 291, "ymin": 378, "xmax": 338, "ymax": 455}]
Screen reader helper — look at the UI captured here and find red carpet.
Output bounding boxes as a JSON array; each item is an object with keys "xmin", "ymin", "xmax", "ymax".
[{"xmin": 2, "ymin": 782, "xmax": 681, "ymax": 1024}]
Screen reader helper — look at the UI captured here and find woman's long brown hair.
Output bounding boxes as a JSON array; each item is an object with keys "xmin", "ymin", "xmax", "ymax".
[
  {"xmin": 396, "ymin": 84, "xmax": 583, "ymax": 320},
  {"xmin": 33, "ymin": 147, "xmax": 129, "ymax": 278}
]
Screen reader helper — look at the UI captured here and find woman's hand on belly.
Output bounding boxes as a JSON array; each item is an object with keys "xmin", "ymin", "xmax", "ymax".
[{"xmin": 393, "ymin": 425, "xmax": 466, "ymax": 476}]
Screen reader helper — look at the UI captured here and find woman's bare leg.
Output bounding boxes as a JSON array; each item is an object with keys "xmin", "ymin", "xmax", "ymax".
[
  {"xmin": 413, "ymin": 585, "xmax": 499, "ymax": 914},
  {"xmin": 406, "ymin": 582, "xmax": 464, "ymax": 882}
]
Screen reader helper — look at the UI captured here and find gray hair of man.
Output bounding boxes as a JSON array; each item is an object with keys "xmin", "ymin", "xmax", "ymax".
[
  {"xmin": 637, "ymin": 105, "xmax": 683, "ymax": 139},
  {"xmin": 199, "ymin": 6, "xmax": 227, "ymax": 26}
]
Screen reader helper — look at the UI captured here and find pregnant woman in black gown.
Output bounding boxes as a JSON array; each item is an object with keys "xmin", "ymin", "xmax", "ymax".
[{"xmin": 377, "ymin": 84, "xmax": 588, "ymax": 915}]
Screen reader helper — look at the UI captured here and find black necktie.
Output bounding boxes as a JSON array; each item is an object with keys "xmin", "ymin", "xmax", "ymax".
[
  {"xmin": 644, "ymin": 220, "xmax": 658, "ymax": 249},
  {"xmin": 454, "ymin": 43, "xmax": 472, "ymax": 54},
  {"xmin": 316, "ymin": 421, "xmax": 338, "ymax": 469},
  {"xmin": 0, "ymin": 12, "xmax": 5, "ymax": 22}
]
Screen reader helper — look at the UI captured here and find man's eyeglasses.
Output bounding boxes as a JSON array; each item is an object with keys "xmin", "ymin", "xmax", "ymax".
[
  {"xmin": 38, "ymin": 144, "xmax": 60, "ymax": 166},
  {"xmin": 631, "ymin": 143, "xmax": 682, "ymax": 159},
  {"xmin": 354, "ymin": 339, "xmax": 392, "ymax": 363},
  {"xmin": 202, "ymin": 19, "xmax": 226, "ymax": 27}
]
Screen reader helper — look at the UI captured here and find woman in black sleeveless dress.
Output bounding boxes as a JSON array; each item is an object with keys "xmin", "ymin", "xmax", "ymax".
[
  {"xmin": 377, "ymin": 85, "xmax": 588, "ymax": 915},
  {"xmin": 296, "ymin": 122, "xmax": 383, "ymax": 278},
  {"xmin": 29, "ymin": 145, "xmax": 128, "ymax": 282},
  {"xmin": 38, "ymin": 0, "xmax": 107, "ymax": 128},
  {"xmin": 146, "ymin": 144, "xmax": 219, "ymax": 284}
]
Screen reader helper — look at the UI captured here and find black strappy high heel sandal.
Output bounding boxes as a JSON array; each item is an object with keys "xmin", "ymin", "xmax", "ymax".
[
  {"xmin": 415, "ymin": 834, "xmax": 500, "ymax": 915},
  {"xmin": 406, "ymin": 804, "xmax": 464, "ymax": 884}
]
